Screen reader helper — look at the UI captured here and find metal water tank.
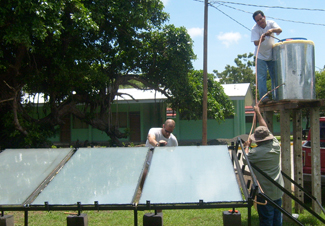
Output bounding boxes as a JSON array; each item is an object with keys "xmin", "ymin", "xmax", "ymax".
[{"xmin": 272, "ymin": 38, "xmax": 315, "ymax": 100}]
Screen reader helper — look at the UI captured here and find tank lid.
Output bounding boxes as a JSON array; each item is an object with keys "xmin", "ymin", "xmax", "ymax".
[
  {"xmin": 273, "ymin": 39, "xmax": 314, "ymax": 47},
  {"xmin": 279, "ymin": 37, "xmax": 307, "ymax": 42}
]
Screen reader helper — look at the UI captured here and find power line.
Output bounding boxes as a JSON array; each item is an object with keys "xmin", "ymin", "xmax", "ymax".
[
  {"xmin": 194, "ymin": 0, "xmax": 252, "ymax": 31},
  {"xmin": 208, "ymin": 3, "xmax": 251, "ymax": 31},
  {"xmin": 209, "ymin": 1, "xmax": 325, "ymax": 27},
  {"xmin": 211, "ymin": 1, "xmax": 325, "ymax": 11},
  {"xmin": 193, "ymin": 0, "xmax": 325, "ymax": 69},
  {"xmin": 266, "ymin": 16, "xmax": 325, "ymax": 27}
]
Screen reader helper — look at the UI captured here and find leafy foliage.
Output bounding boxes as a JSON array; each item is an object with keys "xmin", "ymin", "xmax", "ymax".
[
  {"xmin": 213, "ymin": 53, "xmax": 257, "ymax": 99},
  {"xmin": 0, "ymin": 0, "xmax": 234, "ymax": 148},
  {"xmin": 315, "ymin": 67, "xmax": 325, "ymax": 116},
  {"xmin": 1, "ymin": 110, "xmax": 56, "ymax": 148},
  {"xmin": 315, "ymin": 67, "xmax": 325, "ymax": 100},
  {"xmin": 173, "ymin": 70, "xmax": 234, "ymax": 121}
]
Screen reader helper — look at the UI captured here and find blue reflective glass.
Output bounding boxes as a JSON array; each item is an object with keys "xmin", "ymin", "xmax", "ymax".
[
  {"xmin": 139, "ymin": 146, "xmax": 243, "ymax": 204},
  {"xmin": 33, "ymin": 147, "xmax": 149, "ymax": 205},
  {"xmin": 0, "ymin": 148, "xmax": 73, "ymax": 205}
]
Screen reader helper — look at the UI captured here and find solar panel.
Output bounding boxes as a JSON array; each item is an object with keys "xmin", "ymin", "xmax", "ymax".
[
  {"xmin": 139, "ymin": 145, "xmax": 243, "ymax": 204},
  {"xmin": 32, "ymin": 147, "xmax": 149, "ymax": 205},
  {"xmin": 0, "ymin": 148, "xmax": 73, "ymax": 205}
]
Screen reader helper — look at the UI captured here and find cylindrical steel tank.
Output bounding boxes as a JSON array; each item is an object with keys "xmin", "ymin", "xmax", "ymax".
[{"xmin": 272, "ymin": 39, "xmax": 315, "ymax": 100}]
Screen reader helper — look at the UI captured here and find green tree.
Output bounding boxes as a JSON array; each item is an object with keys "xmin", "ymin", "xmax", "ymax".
[
  {"xmin": 0, "ymin": 0, "xmax": 233, "ymax": 148},
  {"xmin": 315, "ymin": 67, "xmax": 325, "ymax": 119},
  {"xmin": 213, "ymin": 53, "xmax": 257, "ymax": 99},
  {"xmin": 316, "ymin": 67, "xmax": 325, "ymax": 100},
  {"xmin": 170, "ymin": 70, "xmax": 234, "ymax": 121}
]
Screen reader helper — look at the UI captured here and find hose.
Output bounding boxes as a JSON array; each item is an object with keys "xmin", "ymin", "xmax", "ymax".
[
  {"xmin": 246, "ymin": 34, "xmax": 284, "ymax": 153},
  {"xmin": 245, "ymin": 33, "xmax": 284, "ymax": 206}
]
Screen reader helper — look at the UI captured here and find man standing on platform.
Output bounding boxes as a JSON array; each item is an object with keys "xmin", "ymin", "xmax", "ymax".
[{"xmin": 251, "ymin": 10, "xmax": 282, "ymax": 101}]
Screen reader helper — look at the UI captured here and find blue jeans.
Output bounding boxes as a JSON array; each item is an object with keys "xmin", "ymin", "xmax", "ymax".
[
  {"xmin": 257, "ymin": 196, "xmax": 282, "ymax": 226},
  {"xmin": 257, "ymin": 58, "xmax": 277, "ymax": 100}
]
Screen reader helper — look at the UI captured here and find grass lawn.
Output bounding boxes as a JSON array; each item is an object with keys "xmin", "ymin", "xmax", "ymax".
[{"xmin": 5, "ymin": 205, "xmax": 324, "ymax": 226}]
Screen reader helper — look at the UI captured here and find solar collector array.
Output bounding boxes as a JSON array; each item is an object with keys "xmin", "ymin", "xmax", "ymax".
[
  {"xmin": 139, "ymin": 145, "xmax": 243, "ymax": 204},
  {"xmin": 0, "ymin": 146, "xmax": 243, "ymax": 207},
  {"xmin": 32, "ymin": 147, "xmax": 149, "ymax": 205},
  {"xmin": 0, "ymin": 148, "xmax": 73, "ymax": 205}
]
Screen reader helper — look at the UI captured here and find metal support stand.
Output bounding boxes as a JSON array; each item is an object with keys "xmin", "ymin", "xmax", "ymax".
[
  {"xmin": 134, "ymin": 209, "xmax": 138, "ymax": 226},
  {"xmin": 237, "ymin": 137, "xmax": 325, "ymax": 225},
  {"xmin": 249, "ymin": 157, "xmax": 325, "ymax": 225},
  {"xmin": 24, "ymin": 210, "xmax": 28, "ymax": 226}
]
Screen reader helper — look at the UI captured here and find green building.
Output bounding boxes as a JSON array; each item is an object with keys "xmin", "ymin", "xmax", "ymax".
[{"xmin": 25, "ymin": 83, "xmax": 260, "ymax": 146}]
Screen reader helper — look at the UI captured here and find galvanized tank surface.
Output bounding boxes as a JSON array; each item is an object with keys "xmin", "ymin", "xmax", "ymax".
[{"xmin": 272, "ymin": 39, "xmax": 315, "ymax": 100}]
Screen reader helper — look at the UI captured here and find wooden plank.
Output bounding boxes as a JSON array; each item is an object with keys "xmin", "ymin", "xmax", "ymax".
[
  {"xmin": 280, "ymin": 109, "xmax": 292, "ymax": 216},
  {"xmin": 259, "ymin": 100, "xmax": 324, "ymax": 215},
  {"xmin": 310, "ymin": 107, "xmax": 322, "ymax": 213},
  {"xmin": 259, "ymin": 99, "xmax": 324, "ymax": 112},
  {"xmin": 264, "ymin": 111, "xmax": 274, "ymax": 134},
  {"xmin": 293, "ymin": 110, "xmax": 304, "ymax": 213}
]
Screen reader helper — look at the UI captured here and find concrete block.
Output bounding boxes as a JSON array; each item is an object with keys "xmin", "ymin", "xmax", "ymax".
[
  {"xmin": 143, "ymin": 212, "xmax": 163, "ymax": 226},
  {"xmin": 0, "ymin": 215, "xmax": 14, "ymax": 226},
  {"xmin": 67, "ymin": 214, "xmax": 88, "ymax": 226},
  {"xmin": 223, "ymin": 210, "xmax": 241, "ymax": 226}
]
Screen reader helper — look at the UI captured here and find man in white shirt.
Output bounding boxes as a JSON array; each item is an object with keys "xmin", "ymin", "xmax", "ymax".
[
  {"xmin": 144, "ymin": 119, "xmax": 178, "ymax": 216},
  {"xmin": 251, "ymin": 10, "xmax": 282, "ymax": 102},
  {"xmin": 145, "ymin": 119, "xmax": 178, "ymax": 148}
]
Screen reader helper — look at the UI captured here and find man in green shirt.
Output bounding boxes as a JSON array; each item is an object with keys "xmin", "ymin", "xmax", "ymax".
[{"xmin": 245, "ymin": 106, "xmax": 284, "ymax": 226}]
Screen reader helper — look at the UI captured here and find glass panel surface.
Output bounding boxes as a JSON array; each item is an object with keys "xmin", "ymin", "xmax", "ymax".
[
  {"xmin": 0, "ymin": 148, "xmax": 73, "ymax": 205},
  {"xmin": 33, "ymin": 147, "xmax": 149, "ymax": 205},
  {"xmin": 139, "ymin": 146, "xmax": 243, "ymax": 204}
]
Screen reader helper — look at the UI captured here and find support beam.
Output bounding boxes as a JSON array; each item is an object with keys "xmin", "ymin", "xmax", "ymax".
[
  {"xmin": 293, "ymin": 110, "xmax": 304, "ymax": 213},
  {"xmin": 310, "ymin": 107, "xmax": 321, "ymax": 213},
  {"xmin": 202, "ymin": 0, "xmax": 208, "ymax": 145},
  {"xmin": 280, "ymin": 109, "xmax": 291, "ymax": 217},
  {"xmin": 264, "ymin": 111, "xmax": 274, "ymax": 134},
  {"xmin": 259, "ymin": 99, "xmax": 324, "ymax": 215}
]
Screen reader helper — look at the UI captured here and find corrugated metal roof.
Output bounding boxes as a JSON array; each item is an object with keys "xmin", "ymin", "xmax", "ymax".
[
  {"xmin": 115, "ymin": 89, "xmax": 167, "ymax": 103},
  {"xmin": 221, "ymin": 83, "xmax": 250, "ymax": 98},
  {"xmin": 116, "ymin": 83, "xmax": 251, "ymax": 102},
  {"xmin": 22, "ymin": 83, "xmax": 252, "ymax": 104}
]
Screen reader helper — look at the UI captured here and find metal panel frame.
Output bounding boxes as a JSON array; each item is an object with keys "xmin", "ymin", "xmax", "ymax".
[
  {"xmin": 32, "ymin": 147, "xmax": 151, "ymax": 205},
  {"xmin": 0, "ymin": 145, "xmax": 254, "ymax": 226},
  {"xmin": 138, "ymin": 146, "xmax": 243, "ymax": 204},
  {"xmin": 0, "ymin": 148, "xmax": 75, "ymax": 205},
  {"xmin": 23, "ymin": 149, "xmax": 76, "ymax": 205}
]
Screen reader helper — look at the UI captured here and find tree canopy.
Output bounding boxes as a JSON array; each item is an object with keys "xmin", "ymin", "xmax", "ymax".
[
  {"xmin": 0, "ymin": 0, "xmax": 234, "ymax": 148},
  {"xmin": 213, "ymin": 53, "xmax": 258, "ymax": 99},
  {"xmin": 172, "ymin": 70, "xmax": 234, "ymax": 121},
  {"xmin": 316, "ymin": 67, "xmax": 325, "ymax": 100},
  {"xmin": 315, "ymin": 67, "xmax": 325, "ymax": 117}
]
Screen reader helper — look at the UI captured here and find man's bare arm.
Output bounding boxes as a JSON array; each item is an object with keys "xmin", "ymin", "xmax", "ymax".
[
  {"xmin": 255, "ymin": 106, "xmax": 267, "ymax": 128},
  {"xmin": 265, "ymin": 28, "xmax": 282, "ymax": 36},
  {"xmin": 147, "ymin": 133, "xmax": 159, "ymax": 147}
]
